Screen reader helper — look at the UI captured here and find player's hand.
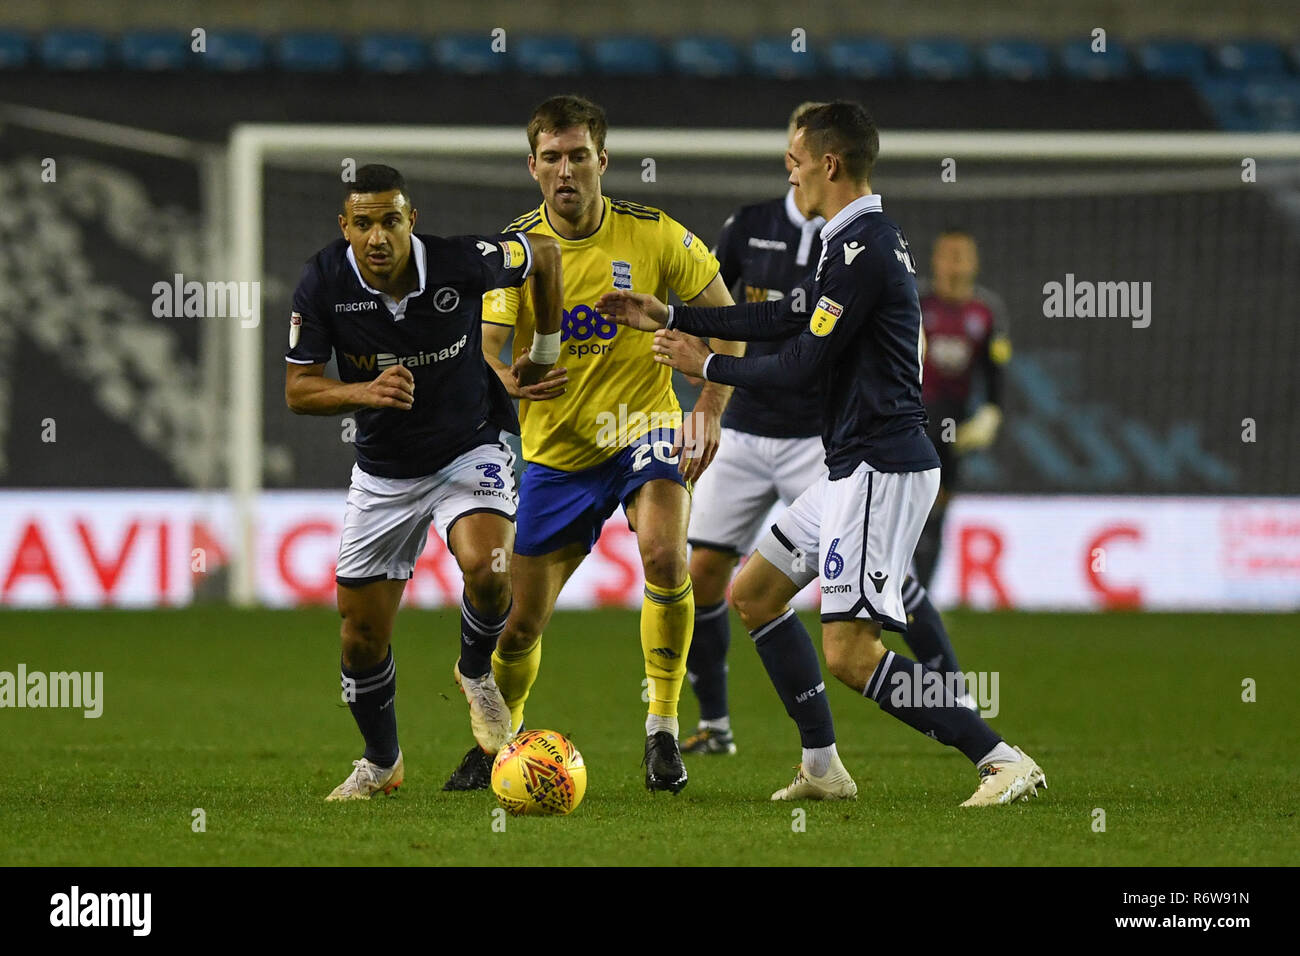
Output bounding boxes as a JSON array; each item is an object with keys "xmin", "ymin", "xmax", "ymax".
[
  {"xmin": 676, "ymin": 407, "xmax": 720, "ymax": 481},
  {"xmin": 595, "ymin": 290, "xmax": 669, "ymax": 332},
  {"xmin": 357, "ymin": 364, "xmax": 414, "ymax": 410},
  {"xmin": 511, "ymin": 352, "xmax": 553, "ymax": 388},
  {"xmin": 509, "ymin": 359, "xmax": 569, "ymax": 401},
  {"xmin": 651, "ymin": 329, "xmax": 711, "ymax": 378},
  {"xmin": 953, "ymin": 404, "xmax": 1002, "ymax": 454}
]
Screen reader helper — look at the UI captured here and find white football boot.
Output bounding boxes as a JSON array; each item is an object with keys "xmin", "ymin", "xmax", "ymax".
[
  {"xmin": 454, "ymin": 662, "xmax": 514, "ymax": 754},
  {"xmin": 770, "ymin": 753, "xmax": 859, "ymax": 801},
  {"xmin": 325, "ymin": 751, "xmax": 404, "ymax": 801},
  {"xmin": 960, "ymin": 746, "xmax": 1046, "ymax": 807}
]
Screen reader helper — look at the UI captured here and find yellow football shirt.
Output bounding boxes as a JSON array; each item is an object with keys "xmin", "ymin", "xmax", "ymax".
[{"xmin": 484, "ymin": 196, "xmax": 720, "ymax": 472}]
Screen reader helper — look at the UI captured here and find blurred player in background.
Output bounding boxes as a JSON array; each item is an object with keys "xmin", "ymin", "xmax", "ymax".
[
  {"xmin": 443, "ymin": 95, "xmax": 740, "ymax": 794},
  {"xmin": 913, "ymin": 230, "xmax": 1011, "ymax": 588},
  {"xmin": 284, "ymin": 164, "xmax": 563, "ymax": 800},
  {"xmin": 682, "ymin": 104, "xmax": 970, "ymax": 759},
  {"xmin": 600, "ymin": 103, "xmax": 1045, "ymax": 807}
]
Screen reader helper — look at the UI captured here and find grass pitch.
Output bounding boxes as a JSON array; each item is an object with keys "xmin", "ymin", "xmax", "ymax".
[{"xmin": 0, "ymin": 607, "xmax": 1296, "ymax": 866}]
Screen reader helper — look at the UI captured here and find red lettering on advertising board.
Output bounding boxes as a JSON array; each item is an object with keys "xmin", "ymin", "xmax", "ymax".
[
  {"xmin": 1085, "ymin": 525, "xmax": 1142, "ymax": 608},
  {"xmin": 958, "ymin": 525, "xmax": 1011, "ymax": 608}
]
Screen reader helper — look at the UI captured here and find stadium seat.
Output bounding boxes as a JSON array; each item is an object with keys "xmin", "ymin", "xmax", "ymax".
[
  {"xmin": 1060, "ymin": 37, "xmax": 1132, "ymax": 80},
  {"xmin": 1213, "ymin": 39, "xmax": 1288, "ymax": 77},
  {"xmin": 981, "ymin": 38, "xmax": 1053, "ymax": 80},
  {"xmin": 1136, "ymin": 39, "xmax": 1208, "ymax": 79},
  {"xmin": 750, "ymin": 35, "xmax": 820, "ymax": 79},
  {"xmin": 433, "ymin": 33, "xmax": 505, "ymax": 74},
  {"xmin": 199, "ymin": 31, "xmax": 266, "ymax": 71},
  {"xmin": 275, "ymin": 32, "xmax": 347, "ymax": 72},
  {"xmin": 903, "ymin": 38, "xmax": 975, "ymax": 80},
  {"xmin": 1242, "ymin": 79, "xmax": 1300, "ymax": 130},
  {"xmin": 669, "ymin": 36, "xmax": 743, "ymax": 78},
  {"xmin": 590, "ymin": 35, "xmax": 663, "ymax": 75},
  {"xmin": 0, "ymin": 30, "xmax": 30, "ymax": 69},
  {"xmin": 514, "ymin": 35, "xmax": 583, "ymax": 76},
  {"xmin": 357, "ymin": 34, "xmax": 429, "ymax": 73},
  {"xmin": 40, "ymin": 30, "xmax": 110, "ymax": 71},
  {"xmin": 119, "ymin": 31, "xmax": 188, "ymax": 71},
  {"xmin": 1196, "ymin": 78, "xmax": 1256, "ymax": 131},
  {"xmin": 826, "ymin": 37, "xmax": 896, "ymax": 79}
]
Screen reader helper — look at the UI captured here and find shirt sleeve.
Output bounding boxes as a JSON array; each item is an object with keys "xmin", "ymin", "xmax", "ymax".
[
  {"xmin": 702, "ymin": 258, "xmax": 883, "ymax": 389},
  {"xmin": 672, "ymin": 274, "xmax": 818, "ymax": 341},
  {"xmin": 713, "ymin": 212, "xmax": 743, "ymax": 292},
  {"xmin": 978, "ymin": 286, "xmax": 1012, "ymax": 407},
  {"xmin": 660, "ymin": 212, "xmax": 721, "ymax": 301},
  {"xmin": 285, "ymin": 260, "xmax": 333, "ymax": 365},
  {"xmin": 462, "ymin": 232, "xmax": 534, "ymax": 293}
]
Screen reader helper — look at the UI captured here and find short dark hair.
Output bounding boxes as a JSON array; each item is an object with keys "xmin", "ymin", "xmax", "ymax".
[
  {"xmin": 342, "ymin": 164, "xmax": 412, "ymax": 212},
  {"xmin": 796, "ymin": 101, "xmax": 879, "ymax": 184},
  {"xmin": 935, "ymin": 228, "xmax": 976, "ymax": 245},
  {"xmin": 527, "ymin": 94, "xmax": 608, "ymax": 155}
]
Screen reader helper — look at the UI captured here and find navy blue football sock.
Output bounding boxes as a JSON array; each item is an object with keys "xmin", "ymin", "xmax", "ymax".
[
  {"xmin": 342, "ymin": 649, "xmax": 399, "ymax": 767},
  {"xmin": 686, "ymin": 600, "xmax": 731, "ymax": 722},
  {"xmin": 750, "ymin": 609, "xmax": 835, "ymax": 749},
  {"xmin": 459, "ymin": 592, "xmax": 509, "ymax": 679},
  {"xmin": 900, "ymin": 577, "xmax": 962, "ymax": 677},
  {"xmin": 864, "ymin": 650, "xmax": 1000, "ymax": 765}
]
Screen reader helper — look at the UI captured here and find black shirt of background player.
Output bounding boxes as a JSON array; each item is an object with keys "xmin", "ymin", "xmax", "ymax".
[
  {"xmin": 286, "ymin": 232, "xmax": 532, "ymax": 479},
  {"xmin": 680, "ymin": 195, "xmax": 940, "ymax": 479},
  {"xmin": 714, "ymin": 194, "xmax": 824, "ymax": 439}
]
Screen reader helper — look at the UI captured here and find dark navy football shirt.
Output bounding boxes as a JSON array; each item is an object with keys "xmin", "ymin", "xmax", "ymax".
[
  {"xmin": 286, "ymin": 232, "xmax": 534, "ymax": 478},
  {"xmin": 714, "ymin": 190, "xmax": 825, "ymax": 438},
  {"xmin": 674, "ymin": 194, "xmax": 939, "ymax": 478}
]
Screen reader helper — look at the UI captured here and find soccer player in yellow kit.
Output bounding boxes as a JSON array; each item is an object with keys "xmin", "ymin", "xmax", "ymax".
[{"xmin": 441, "ymin": 95, "xmax": 740, "ymax": 794}]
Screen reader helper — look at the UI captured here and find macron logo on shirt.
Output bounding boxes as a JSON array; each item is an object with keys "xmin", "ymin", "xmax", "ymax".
[{"xmin": 335, "ymin": 301, "xmax": 379, "ymax": 313}]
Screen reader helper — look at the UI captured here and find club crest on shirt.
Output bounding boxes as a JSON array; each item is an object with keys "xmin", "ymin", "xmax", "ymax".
[
  {"xmin": 289, "ymin": 311, "xmax": 302, "ymax": 348},
  {"xmin": 612, "ymin": 260, "xmax": 633, "ymax": 290},
  {"xmin": 433, "ymin": 287, "xmax": 460, "ymax": 312},
  {"xmin": 809, "ymin": 296, "xmax": 843, "ymax": 337},
  {"xmin": 499, "ymin": 240, "xmax": 527, "ymax": 269}
]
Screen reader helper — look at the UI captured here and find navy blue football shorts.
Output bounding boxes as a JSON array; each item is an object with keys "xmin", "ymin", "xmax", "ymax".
[{"xmin": 514, "ymin": 431, "xmax": 690, "ymax": 557}]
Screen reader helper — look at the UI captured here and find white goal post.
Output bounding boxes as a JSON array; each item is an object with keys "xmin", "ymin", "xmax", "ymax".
[{"xmin": 225, "ymin": 126, "xmax": 1300, "ymax": 605}]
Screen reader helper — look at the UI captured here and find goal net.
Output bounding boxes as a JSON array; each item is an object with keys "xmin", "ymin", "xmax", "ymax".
[{"xmin": 227, "ymin": 126, "xmax": 1300, "ymax": 604}]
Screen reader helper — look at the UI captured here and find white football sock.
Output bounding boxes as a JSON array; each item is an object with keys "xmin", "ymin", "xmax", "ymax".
[
  {"xmin": 700, "ymin": 717, "xmax": 731, "ymax": 733},
  {"xmin": 803, "ymin": 743, "xmax": 837, "ymax": 777},
  {"xmin": 977, "ymin": 742, "xmax": 1020, "ymax": 769},
  {"xmin": 646, "ymin": 714, "xmax": 679, "ymax": 738}
]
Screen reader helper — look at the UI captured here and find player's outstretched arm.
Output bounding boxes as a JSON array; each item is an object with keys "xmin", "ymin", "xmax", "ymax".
[
  {"xmin": 512, "ymin": 235, "xmax": 564, "ymax": 388},
  {"xmin": 286, "ymin": 362, "xmax": 414, "ymax": 415},
  {"xmin": 594, "ymin": 290, "xmax": 670, "ymax": 331}
]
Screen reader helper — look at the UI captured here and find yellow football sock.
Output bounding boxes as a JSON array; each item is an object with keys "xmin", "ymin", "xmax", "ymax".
[
  {"xmin": 641, "ymin": 578, "xmax": 694, "ymax": 719},
  {"xmin": 492, "ymin": 638, "xmax": 541, "ymax": 731}
]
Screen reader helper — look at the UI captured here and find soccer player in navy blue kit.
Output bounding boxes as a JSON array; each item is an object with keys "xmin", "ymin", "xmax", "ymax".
[
  {"xmin": 285, "ymin": 165, "xmax": 565, "ymax": 800},
  {"xmin": 683, "ymin": 105, "xmax": 972, "ymax": 760},
  {"xmin": 600, "ymin": 104, "xmax": 1045, "ymax": 806}
]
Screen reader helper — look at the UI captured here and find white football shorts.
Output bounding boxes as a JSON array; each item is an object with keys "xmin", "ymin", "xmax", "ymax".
[
  {"xmin": 688, "ymin": 428, "xmax": 827, "ymax": 555},
  {"xmin": 756, "ymin": 463, "xmax": 940, "ymax": 631},
  {"xmin": 335, "ymin": 434, "xmax": 517, "ymax": 586}
]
